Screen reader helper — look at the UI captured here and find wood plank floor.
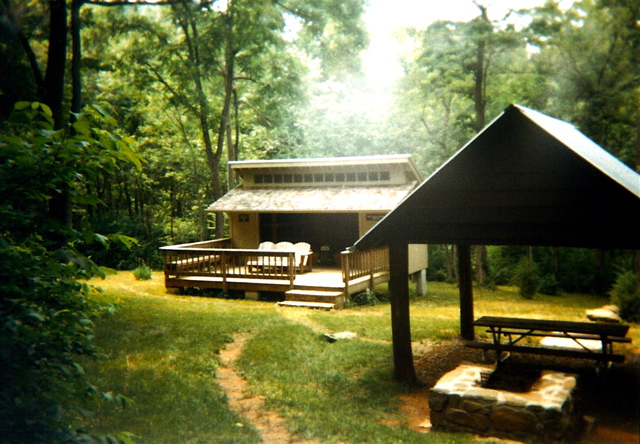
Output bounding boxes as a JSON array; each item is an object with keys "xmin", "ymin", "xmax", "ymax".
[{"xmin": 165, "ymin": 267, "xmax": 389, "ymax": 294}]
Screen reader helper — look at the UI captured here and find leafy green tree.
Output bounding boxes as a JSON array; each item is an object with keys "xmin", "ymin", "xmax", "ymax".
[
  {"xmin": 610, "ymin": 271, "xmax": 640, "ymax": 322},
  {"xmin": 291, "ymin": 78, "xmax": 400, "ymax": 158},
  {"xmin": 396, "ymin": 5, "xmax": 536, "ymax": 284},
  {"xmin": 396, "ymin": 7, "xmax": 535, "ymax": 176},
  {"xmin": 78, "ymin": 0, "xmax": 367, "ymax": 243},
  {"xmin": 527, "ymin": 0, "xmax": 640, "ymax": 167},
  {"xmin": 527, "ymin": 0, "xmax": 640, "ymax": 282},
  {"xmin": 0, "ymin": 102, "xmax": 138, "ymax": 442}
]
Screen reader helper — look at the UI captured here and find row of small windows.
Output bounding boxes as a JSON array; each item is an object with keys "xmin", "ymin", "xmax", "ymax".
[{"xmin": 254, "ymin": 171, "xmax": 391, "ymax": 184}]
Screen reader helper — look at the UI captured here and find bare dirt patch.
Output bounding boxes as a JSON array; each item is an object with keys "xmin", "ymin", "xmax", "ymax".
[{"xmin": 217, "ymin": 333, "xmax": 317, "ymax": 444}]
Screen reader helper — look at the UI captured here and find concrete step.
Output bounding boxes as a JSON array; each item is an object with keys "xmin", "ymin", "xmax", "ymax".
[{"xmin": 278, "ymin": 301, "xmax": 335, "ymax": 309}]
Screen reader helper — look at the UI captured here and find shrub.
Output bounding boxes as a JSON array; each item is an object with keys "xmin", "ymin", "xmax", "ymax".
[
  {"xmin": 351, "ymin": 289, "xmax": 379, "ymax": 306},
  {"xmin": 427, "ymin": 268, "xmax": 448, "ymax": 282},
  {"xmin": 133, "ymin": 259, "xmax": 153, "ymax": 280},
  {"xmin": 515, "ymin": 258, "xmax": 539, "ymax": 299},
  {"xmin": 0, "ymin": 102, "xmax": 139, "ymax": 441},
  {"xmin": 610, "ymin": 271, "xmax": 640, "ymax": 323},
  {"xmin": 538, "ymin": 274, "xmax": 560, "ymax": 296}
]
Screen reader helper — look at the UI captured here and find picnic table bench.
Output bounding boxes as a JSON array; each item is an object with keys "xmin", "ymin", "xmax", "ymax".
[{"xmin": 466, "ymin": 316, "xmax": 631, "ymax": 367}]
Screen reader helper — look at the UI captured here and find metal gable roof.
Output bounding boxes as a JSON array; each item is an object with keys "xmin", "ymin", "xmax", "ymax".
[
  {"xmin": 229, "ymin": 153, "xmax": 417, "ymax": 167},
  {"xmin": 516, "ymin": 104, "xmax": 639, "ymax": 197},
  {"xmin": 206, "ymin": 183, "xmax": 418, "ymax": 213},
  {"xmin": 354, "ymin": 104, "xmax": 640, "ymax": 250},
  {"xmin": 228, "ymin": 154, "xmax": 423, "ymax": 183}
]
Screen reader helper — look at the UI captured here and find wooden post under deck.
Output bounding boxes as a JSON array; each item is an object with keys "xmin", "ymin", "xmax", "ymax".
[{"xmin": 221, "ymin": 250, "xmax": 228, "ymax": 293}]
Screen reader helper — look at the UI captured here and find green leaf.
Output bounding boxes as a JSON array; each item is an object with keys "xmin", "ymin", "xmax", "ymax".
[
  {"xmin": 14, "ymin": 101, "xmax": 32, "ymax": 110},
  {"xmin": 107, "ymin": 234, "xmax": 139, "ymax": 250},
  {"xmin": 94, "ymin": 233, "xmax": 111, "ymax": 250},
  {"xmin": 73, "ymin": 119, "xmax": 93, "ymax": 136}
]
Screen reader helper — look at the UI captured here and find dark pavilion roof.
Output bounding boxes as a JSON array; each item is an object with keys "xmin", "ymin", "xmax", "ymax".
[{"xmin": 354, "ymin": 104, "xmax": 640, "ymax": 250}]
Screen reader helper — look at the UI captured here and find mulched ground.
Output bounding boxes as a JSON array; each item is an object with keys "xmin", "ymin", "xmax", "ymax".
[{"xmin": 411, "ymin": 339, "xmax": 640, "ymax": 443}]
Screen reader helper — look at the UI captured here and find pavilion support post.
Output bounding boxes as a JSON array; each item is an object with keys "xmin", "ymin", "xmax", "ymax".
[
  {"xmin": 389, "ymin": 243, "xmax": 417, "ymax": 385},
  {"xmin": 457, "ymin": 244, "xmax": 474, "ymax": 340}
]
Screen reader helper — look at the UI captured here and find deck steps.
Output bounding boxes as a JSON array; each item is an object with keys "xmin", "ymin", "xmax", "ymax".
[
  {"xmin": 278, "ymin": 301, "xmax": 336, "ymax": 309},
  {"xmin": 279, "ymin": 289, "xmax": 345, "ymax": 309}
]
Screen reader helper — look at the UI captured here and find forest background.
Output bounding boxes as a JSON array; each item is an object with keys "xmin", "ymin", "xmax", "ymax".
[
  {"xmin": 0, "ymin": 0, "xmax": 639, "ymax": 440},
  {"xmin": 1, "ymin": 0, "xmax": 638, "ymax": 289}
]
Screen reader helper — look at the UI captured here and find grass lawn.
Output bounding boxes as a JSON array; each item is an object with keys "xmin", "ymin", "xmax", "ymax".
[{"xmin": 81, "ymin": 272, "xmax": 638, "ymax": 443}]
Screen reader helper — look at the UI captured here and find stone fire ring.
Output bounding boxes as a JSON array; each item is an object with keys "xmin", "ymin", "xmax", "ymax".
[{"xmin": 429, "ymin": 364, "xmax": 582, "ymax": 443}]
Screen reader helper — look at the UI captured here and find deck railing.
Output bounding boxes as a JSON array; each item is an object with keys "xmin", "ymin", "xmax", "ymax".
[
  {"xmin": 161, "ymin": 244, "xmax": 296, "ymax": 291},
  {"xmin": 161, "ymin": 240, "xmax": 390, "ymax": 294},
  {"xmin": 165, "ymin": 238, "xmax": 234, "ymax": 249},
  {"xmin": 340, "ymin": 247, "xmax": 389, "ymax": 288}
]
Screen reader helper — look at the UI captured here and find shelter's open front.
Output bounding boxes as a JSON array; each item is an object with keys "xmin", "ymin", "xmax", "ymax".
[
  {"xmin": 353, "ymin": 104, "xmax": 640, "ymax": 383},
  {"xmin": 258, "ymin": 212, "xmax": 360, "ymax": 266},
  {"xmin": 161, "ymin": 154, "xmax": 428, "ymax": 308}
]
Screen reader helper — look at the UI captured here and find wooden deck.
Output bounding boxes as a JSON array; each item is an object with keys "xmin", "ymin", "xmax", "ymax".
[
  {"xmin": 165, "ymin": 267, "xmax": 388, "ymax": 290},
  {"xmin": 161, "ymin": 240, "xmax": 390, "ymax": 309}
]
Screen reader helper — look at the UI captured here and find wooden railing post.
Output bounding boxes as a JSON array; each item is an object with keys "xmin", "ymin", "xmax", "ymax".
[
  {"xmin": 221, "ymin": 250, "xmax": 228, "ymax": 293},
  {"xmin": 288, "ymin": 251, "xmax": 295, "ymax": 289},
  {"xmin": 341, "ymin": 250, "xmax": 351, "ymax": 295},
  {"xmin": 369, "ymin": 249, "xmax": 375, "ymax": 291}
]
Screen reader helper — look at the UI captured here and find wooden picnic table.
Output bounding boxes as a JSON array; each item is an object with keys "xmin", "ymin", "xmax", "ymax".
[{"xmin": 466, "ymin": 316, "xmax": 631, "ymax": 366}]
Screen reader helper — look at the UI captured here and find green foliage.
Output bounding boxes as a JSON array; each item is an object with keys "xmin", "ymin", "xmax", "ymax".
[
  {"xmin": 82, "ymin": 276, "xmax": 631, "ymax": 442},
  {"xmin": 133, "ymin": 260, "xmax": 152, "ymax": 281},
  {"xmin": 76, "ymin": 0, "xmax": 369, "ymax": 247},
  {"xmin": 610, "ymin": 271, "xmax": 640, "ymax": 323},
  {"xmin": 238, "ymin": 323, "xmax": 427, "ymax": 443},
  {"xmin": 515, "ymin": 258, "xmax": 540, "ymax": 299},
  {"xmin": 538, "ymin": 274, "xmax": 560, "ymax": 296},
  {"xmin": 527, "ymin": 0, "xmax": 640, "ymax": 165},
  {"xmin": 84, "ymin": 273, "xmax": 278, "ymax": 442},
  {"xmin": 0, "ymin": 102, "xmax": 140, "ymax": 441},
  {"xmin": 349, "ymin": 289, "xmax": 379, "ymax": 306}
]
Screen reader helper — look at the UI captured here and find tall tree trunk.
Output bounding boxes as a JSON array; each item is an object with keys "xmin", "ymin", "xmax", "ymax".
[
  {"xmin": 45, "ymin": 0, "xmax": 71, "ymax": 229},
  {"xmin": 472, "ymin": 3, "xmax": 489, "ymax": 285},
  {"xmin": 452, "ymin": 244, "xmax": 459, "ymax": 283},
  {"xmin": 475, "ymin": 245, "xmax": 487, "ymax": 284},
  {"xmin": 444, "ymin": 244, "xmax": 453, "ymax": 282},
  {"xmin": 2, "ymin": 0, "xmax": 45, "ymax": 94},
  {"xmin": 227, "ymin": 87, "xmax": 239, "ymax": 189},
  {"xmin": 177, "ymin": 2, "xmax": 227, "ymax": 239},
  {"xmin": 474, "ymin": 35, "xmax": 486, "ymax": 131},
  {"xmin": 44, "ymin": 0, "xmax": 67, "ymax": 129},
  {"xmin": 70, "ymin": 0, "xmax": 83, "ymax": 118},
  {"xmin": 213, "ymin": 11, "xmax": 235, "ymax": 238}
]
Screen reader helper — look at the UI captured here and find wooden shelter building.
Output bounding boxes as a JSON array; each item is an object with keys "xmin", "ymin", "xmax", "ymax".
[
  {"xmin": 353, "ymin": 104, "xmax": 640, "ymax": 382},
  {"xmin": 161, "ymin": 154, "xmax": 428, "ymax": 308}
]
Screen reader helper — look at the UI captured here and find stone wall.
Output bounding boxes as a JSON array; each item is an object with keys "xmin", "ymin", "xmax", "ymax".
[{"xmin": 429, "ymin": 364, "xmax": 583, "ymax": 443}]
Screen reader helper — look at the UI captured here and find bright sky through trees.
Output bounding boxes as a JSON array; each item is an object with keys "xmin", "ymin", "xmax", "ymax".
[{"xmin": 362, "ymin": 0, "xmax": 573, "ymax": 89}]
